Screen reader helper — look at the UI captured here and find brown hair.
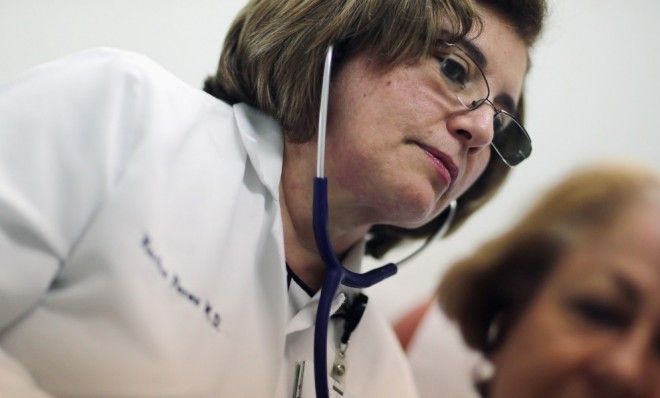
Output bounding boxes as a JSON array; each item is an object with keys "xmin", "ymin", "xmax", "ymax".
[
  {"xmin": 477, "ymin": 0, "xmax": 546, "ymax": 46},
  {"xmin": 204, "ymin": 0, "xmax": 547, "ymax": 257},
  {"xmin": 204, "ymin": 0, "xmax": 476, "ymax": 141},
  {"xmin": 439, "ymin": 162, "xmax": 660, "ymax": 354}
]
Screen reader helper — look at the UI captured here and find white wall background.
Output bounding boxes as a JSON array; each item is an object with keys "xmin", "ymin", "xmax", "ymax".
[{"xmin": 2, "ymin": 0, "xmax": 659, "ymax": 320}]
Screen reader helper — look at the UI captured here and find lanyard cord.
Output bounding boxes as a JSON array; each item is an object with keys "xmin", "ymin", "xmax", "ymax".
[
  {"xmin": 330, "ymin": 293, "xmax": 369, "ymax": 384},
  {"xmin": 334, "ymin": 293, "xmax": 369, "ymax": 345}
]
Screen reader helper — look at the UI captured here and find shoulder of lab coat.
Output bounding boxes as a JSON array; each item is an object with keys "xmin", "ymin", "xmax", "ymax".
[
  {"xmin": 0, "ymin": 48, "xmax": 263, "ymax": 395},
  {"xmin": 0, "ymin": 47, "xmax": 232, "ymax": 325},
  {"xmin": 1, "ymin": 48, "xmax": 135, "ymax": 319}
]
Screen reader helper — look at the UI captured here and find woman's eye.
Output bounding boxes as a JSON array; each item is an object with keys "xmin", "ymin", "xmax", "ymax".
[
  {"xmin": 439, "ymin": 57, "xmax": 468, "ymax": 86},
  {"xmin": 653, "ymin": 335, "xmax": 660, "ymax": 358},
  {"xmin": 569, "ymin": 298, "xmax": 630, "ymax": 329}
]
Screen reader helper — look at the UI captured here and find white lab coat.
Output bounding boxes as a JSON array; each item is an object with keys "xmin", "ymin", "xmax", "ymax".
[{"xmin": 0, "ymin": 48, "xmax": 418, "ymax": 397}]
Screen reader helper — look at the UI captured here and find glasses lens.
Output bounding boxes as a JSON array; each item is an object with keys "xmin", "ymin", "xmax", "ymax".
[
  {"xmin": 438, "ymin": 46, "xmax": 488, "ymax": 109},
  {"xmin": 492, "ymin": 112, "xmax": 532, "ymax": 166}
]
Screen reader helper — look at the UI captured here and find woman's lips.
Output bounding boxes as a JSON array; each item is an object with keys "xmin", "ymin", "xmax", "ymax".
[{"xmin": 417, "ymin": 143, "xmax": 458, "ymax": 186}]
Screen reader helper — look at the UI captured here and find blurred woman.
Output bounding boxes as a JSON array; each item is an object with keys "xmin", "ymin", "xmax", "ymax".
[{"xmin": 439, "ymin": 163, "xmax": 660, "ymax": 397}]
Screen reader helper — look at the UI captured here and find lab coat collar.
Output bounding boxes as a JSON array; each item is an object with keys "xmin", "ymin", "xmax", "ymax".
[
  {"xmin": 285, "ymin": 240, "xmax": 366, "ymax": 335},
  {"xmin": 233, "ymin": 103, "xmax": 284, "ymax": 200},
  {"xmin": 231, "ymin": 103, "xmax": 369, "ymax": 334}
]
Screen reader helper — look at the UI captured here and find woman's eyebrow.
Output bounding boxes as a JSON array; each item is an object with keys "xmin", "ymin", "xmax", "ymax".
[
  {"xmin": 457, "ymin": 39, "xmax": 488, "ymax": 70},
  {"xmin": 456, "ymin": 38, "xmax": 523, "ymax": 114},
  {"xmin": 454, "ymin": 38, "xmax": 520, "ymax": 115},
  {"xmin": 610, "ymin": 272, "xmax": 641, "ymax": 306}
]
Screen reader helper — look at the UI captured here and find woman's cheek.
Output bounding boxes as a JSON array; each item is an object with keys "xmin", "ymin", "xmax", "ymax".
[{"xmin": 456, "ymin": 149, "xmax": 492, "ymax": 199}]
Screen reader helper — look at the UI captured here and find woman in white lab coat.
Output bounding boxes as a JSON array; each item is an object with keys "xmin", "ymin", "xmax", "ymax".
[{"xmin": 0, "ymin": 0, "xmax": 545, "ymax": 396}]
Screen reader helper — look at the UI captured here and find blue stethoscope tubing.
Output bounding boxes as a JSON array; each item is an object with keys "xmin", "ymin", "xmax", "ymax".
[{"xmin": 312, "ymin": 45, "xmax": 457, "ymax": 398}]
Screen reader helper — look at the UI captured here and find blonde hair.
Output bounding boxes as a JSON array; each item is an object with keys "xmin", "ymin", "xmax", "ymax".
[{"xmin": 439, "ymin": 162, "xmax": 660, "ymax": 353}]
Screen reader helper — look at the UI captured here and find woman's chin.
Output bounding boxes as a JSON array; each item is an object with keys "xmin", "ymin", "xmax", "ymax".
[
  {"xmin": 364, "ymin": 184, "xmax": 448, "ymax": 228},
  {"xmin": 382, "ymin": 206, "xmax": 443, "ymax": 230}
]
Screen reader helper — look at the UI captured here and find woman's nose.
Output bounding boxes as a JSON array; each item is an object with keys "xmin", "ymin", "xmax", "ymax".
[
  {"xmin": 446, "ymin": 104, "xmax": 494, "ymax": 155},
  {"xmin": 588, "ymin": 329, "xmax": 652, "ymax": 398}
]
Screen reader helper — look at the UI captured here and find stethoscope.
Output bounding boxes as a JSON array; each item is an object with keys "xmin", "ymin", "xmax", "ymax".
[{"xmin": 312, "ymin": 45, "xmax": 457, "ymax": 398}]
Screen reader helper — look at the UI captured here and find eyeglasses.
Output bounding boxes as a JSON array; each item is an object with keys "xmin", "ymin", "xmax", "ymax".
[{"xmin": 436, "ymin": 42, "xmax": 532, "ymax": 166}]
